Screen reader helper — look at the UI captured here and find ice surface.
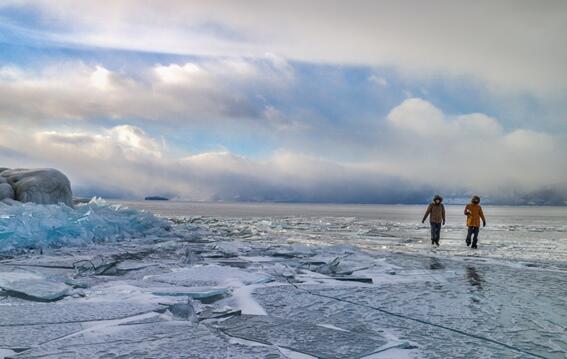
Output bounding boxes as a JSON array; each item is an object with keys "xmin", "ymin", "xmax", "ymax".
[
  {"xmin": 220, "ymin": 314, "xmax": 388, "ymax": 359},
  {"xmin": 0, "ymin": 322, "xmax": 81, "ymax": 348},
  {"xmin": 0, "ymin": 199, "xmax": 170, "ymax": 252},
  {"xmin": 146, "ymin": 264, "xmax": 272, "ymax": 287},
  {"xmin": 0, "ymin": 301, "xmax": 163, "ymax": 326},
  {"xmin": 1, "ymin": 203, "xmax": 566, "ymax": 358},
  {"xmin": 12, "ymin": 322, "xmax": 285, "ymax": 359},
  {"xmin": 0, "ymin": 271, "xmax": 70, "ymax": 301}
]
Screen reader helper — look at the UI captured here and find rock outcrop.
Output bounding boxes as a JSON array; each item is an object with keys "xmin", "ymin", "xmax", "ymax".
[{"xmin": 0, "ymin": 168, "xmax": 73, "ymax": 206}]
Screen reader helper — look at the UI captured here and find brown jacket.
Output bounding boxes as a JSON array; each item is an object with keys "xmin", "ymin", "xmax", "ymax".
[
  {"xmin": 464, "ymin": 203, "xmax": 486, "ymax": 227},
  {"xmin": 423, "ymin": 203, "xmax": 445, "ymax": 224}
]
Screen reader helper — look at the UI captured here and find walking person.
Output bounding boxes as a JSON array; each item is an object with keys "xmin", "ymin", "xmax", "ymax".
[
  {"xmin": 422, "ymin": 195, "xmax": 446, "ymax": 247},
  {"xmin": 464, "ymin": 195, "xmax": 486, "ymax": 249}
]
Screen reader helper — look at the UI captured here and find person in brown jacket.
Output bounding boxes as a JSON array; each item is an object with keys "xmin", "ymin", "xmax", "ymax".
[
  {"xmin": 464, "ymin": 195, "xmax": 487, "ymax": 249},
  {"xmin": 422, "ymin": 194, "xmax": 446, "ymax": 247}
]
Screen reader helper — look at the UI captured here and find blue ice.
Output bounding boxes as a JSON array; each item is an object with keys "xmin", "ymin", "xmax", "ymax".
[{"xmin": 0, "ymin": 198, "xmax": 170, "ymax": 252}]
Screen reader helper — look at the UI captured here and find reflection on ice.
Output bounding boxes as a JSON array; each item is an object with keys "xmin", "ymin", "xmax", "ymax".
[{"xmin": 465, "ymin": 266, "xmax": 483, "ymax": 289}]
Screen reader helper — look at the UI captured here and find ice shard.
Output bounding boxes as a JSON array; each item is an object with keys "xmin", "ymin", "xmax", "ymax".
[{"xmin": 0, "ymin": 199, "xmax": 171, "ymax": 252}]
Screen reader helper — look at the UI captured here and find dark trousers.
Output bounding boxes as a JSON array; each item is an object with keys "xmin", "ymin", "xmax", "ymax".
[
  {"xmin": 430, "ymin": 223, "xmax": 441, "ymax": 244},
  {"xmin": 466, "ymin": 226, "xmax": 480, "ymax": 247}
]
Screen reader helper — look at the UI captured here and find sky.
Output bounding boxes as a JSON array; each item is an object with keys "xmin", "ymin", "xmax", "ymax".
[{"xmin": 1, "ymin": 0, "xmax": 566, "ymax": 204}]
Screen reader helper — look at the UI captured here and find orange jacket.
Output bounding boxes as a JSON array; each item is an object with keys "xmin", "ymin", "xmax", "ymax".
[{"xmin": 464, "ymin": 203, "xmax": 486, "ymax": 227}]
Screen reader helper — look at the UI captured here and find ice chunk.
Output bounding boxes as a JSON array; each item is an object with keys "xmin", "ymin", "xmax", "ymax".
[
  {"xmin": 327, "ymin": 276, "xmax": 373, "ymax": 283},
  {"xmin": 150, "ymin": 286, "xmax": 229, "ymax": 299},
  {"xmin": 146, "ymin": 264, "xmax": 272, "ymax": 287},
  {"xmin": 313, "ymin": 257, "xmax": 341, "ymax": 275},
  {"xmin": 0, "ymin": 271, "xmax": 71, "ymax": 301},
  {"xmin": 0, "ymin": 199, "xmax": 170, "ymax": 252},
  {"xmin": 167, "ymin": 299, "xmax": 198, "ymax": 322},
  {"xmin": 73, "ymin": 255, "xmax": 120, "ymax": 276}
]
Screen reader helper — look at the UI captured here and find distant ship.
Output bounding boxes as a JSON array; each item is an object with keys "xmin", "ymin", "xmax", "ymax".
[{"xmin": 144, "ymin": 196, "xmax": 169, "ymax": 201}]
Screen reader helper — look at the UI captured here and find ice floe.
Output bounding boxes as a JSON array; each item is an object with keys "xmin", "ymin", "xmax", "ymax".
[{"xmin": 0, "ymin": 270, "xmax": 71, "ymax": 302}]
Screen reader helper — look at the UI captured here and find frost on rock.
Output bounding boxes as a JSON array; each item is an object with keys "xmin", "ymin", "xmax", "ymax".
[{"xmin": 0, "ymin": 199, "xmax": 170, "ymax": 252}]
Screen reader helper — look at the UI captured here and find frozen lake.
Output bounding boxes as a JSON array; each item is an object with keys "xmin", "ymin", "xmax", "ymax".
[
  {"xmin": 118, "ymin": 201, "xmax": 567, "ymax": 264},
  {"xmin": 1, "ymin": 200, "xmax": 566, "ymax": 358}
]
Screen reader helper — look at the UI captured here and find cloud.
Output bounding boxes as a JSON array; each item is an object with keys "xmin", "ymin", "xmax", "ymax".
[
  {"xmin": 387, "ymin": 98, "xmax": 445, "ymax": 135},
  {"xmin": 4, "ymin": 0, "xmax": 567, "ymax": 94},
  {"xmin": 382, "ymin": 98, "xmax": 566, "ymax": 192},
  {"xmin": 0, "ymin": 122, "xmax": 408, "ymax": 201},
  {"xmin": 0, "ymin": 56, "xmax": 293, "ymax": 124},
  {"xmin": 368, "ymin": 75, "xmax": 388, "ymax": 88},
  {"xmin": 1, "ymin": 96, "xmax": 565, "ymax": 204},
  {"xmin": 38, "ymin": 125, "xmax": 164, "ymax": 159}
]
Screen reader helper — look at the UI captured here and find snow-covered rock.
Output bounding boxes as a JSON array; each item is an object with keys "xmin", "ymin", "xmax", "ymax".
[{"xmin": 0, "ymin": 168, "xmax": 73, "ymax": 206}]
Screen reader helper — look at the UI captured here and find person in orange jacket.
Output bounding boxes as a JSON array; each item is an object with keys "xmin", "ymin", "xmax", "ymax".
[{"xmin": 464, "ymin": 195, "xmax": 486, "ymax": 249}]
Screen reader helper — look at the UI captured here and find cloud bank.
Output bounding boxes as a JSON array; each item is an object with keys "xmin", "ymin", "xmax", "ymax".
[
  {"xmin": 1, "ymin": 94, "xmax": 565, "ymax": 204},
  {"xmin": 4, "ymin": 0, "xmax": 567, "ymax": 94}
]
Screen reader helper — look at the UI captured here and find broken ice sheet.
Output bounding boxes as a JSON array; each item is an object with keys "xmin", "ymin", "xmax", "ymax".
[
  {"xmin": 12, "ymin": 321, "xmax": 284, "ymax": 359},
  {"xmin": 146, "ymin": 264, "xmax": 272, "ymax": 287},
  {"xmin": 0, "ymin": 301, "xmax": 165, "ymax": 354},
  {"xmin": 219, "ymin": 314, "xmax": 388, "ymax": 359},
  {"xmin": 0, "ymin": 301, "xmax": 163, "ymax": 326},
  {"xmin": 0, "ymin": 270, "xmax": 71, "ymax": 301}
]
